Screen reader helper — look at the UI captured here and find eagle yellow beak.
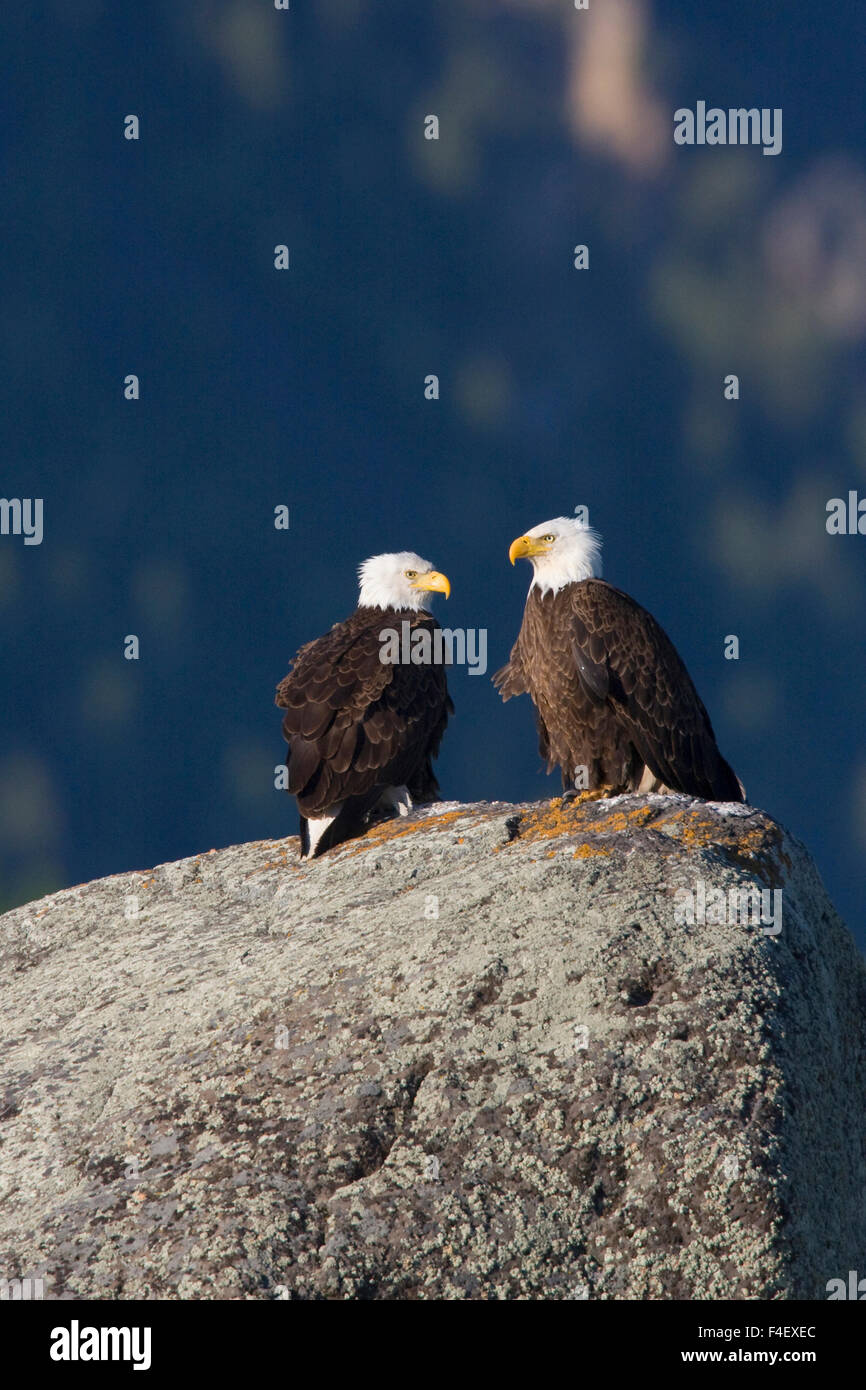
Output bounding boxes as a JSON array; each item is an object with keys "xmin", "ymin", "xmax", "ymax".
[
  {"xmin": 509, "ymin": 535, "xmax": 550, "ymax": 565},
  {"xmin": 412, "ymin": 570, "xmax": 451, "ymax": 599}
]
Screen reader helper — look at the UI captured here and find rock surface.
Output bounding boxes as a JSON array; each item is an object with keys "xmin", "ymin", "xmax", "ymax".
[{"xmin": 1, "ymin": 794, "xmax": 864, "ymax": 1301}]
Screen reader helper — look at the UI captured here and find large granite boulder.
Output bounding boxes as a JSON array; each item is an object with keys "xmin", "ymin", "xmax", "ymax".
[{"xmin": 1, "ymin": 795, "xmax": 863, "ymax": 1299}]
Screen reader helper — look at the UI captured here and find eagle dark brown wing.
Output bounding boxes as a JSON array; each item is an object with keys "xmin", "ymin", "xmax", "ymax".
[
  {"xmin": 492, "ymin": 641, "xmax": 529, "ymax": 699},
  {"xmin": 567, "ymin": 580, "xmax": 744, "ymax": 802},
  {"xmin": 276, "ymin": 606, "xmax": 453, "ymax": 818}
]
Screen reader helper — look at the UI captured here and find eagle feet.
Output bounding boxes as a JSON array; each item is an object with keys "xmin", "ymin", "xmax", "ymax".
[
  {"xmin": 362, "ymin": 803, "xmax": 400, "ymax": 829},
  {"xmin": 363, "ymin": 785, "xmax": 415, "ymax": 828}
]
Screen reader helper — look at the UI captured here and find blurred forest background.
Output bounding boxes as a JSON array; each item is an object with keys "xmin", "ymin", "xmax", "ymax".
[{"xmin": 2, "ymin": 0, "xmax": 865, "ymax": 948}]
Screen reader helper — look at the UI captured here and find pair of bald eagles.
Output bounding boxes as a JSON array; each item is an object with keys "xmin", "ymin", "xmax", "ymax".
[{"xmin": 276, "ymin": 518, "xmax": 745, "ymax": 857}]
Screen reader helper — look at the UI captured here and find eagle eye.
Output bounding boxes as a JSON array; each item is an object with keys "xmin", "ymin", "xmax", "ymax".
[
  {"xmin": 405, "ymin": 569, "xmax": 417, "ymax": 579},
  {"xmin": 543, "ymin": 534, "xmax": 555, "ymax": 542}
]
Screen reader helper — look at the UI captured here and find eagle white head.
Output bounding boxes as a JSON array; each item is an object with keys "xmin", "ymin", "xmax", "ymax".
[
  {"xmin": 509, "ymin": 517, "xmax": 603, "ymax": 596},
  {"xmin": 357, "ymin": 551, "xmax": 451, "ymax": 611}
]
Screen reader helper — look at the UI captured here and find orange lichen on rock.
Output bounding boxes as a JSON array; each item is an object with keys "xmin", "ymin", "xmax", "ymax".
[
  {"xmin": 346, "ymin": 808, "xmax": 480, "ymax": 855},
  {"xmin": 246, "ymin": 845, "xmax": 292, "ymax": 877},
  {"xmin": 673, "ymin": 810, "xmax": 790, "ymax": 887},
  {"xmin": 505, "ymin": 798, "xmax": 788, "ymax": 886},
  {"xmin": 512, "ymin": 797, "xmax": 656, "ymax": 846}
]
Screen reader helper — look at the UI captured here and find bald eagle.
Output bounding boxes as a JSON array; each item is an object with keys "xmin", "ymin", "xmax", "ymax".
[
  {"xmin": 276, "ymin": 552, "xmax": 453, "ymax": 858},
  {"xmin": 494, "ymin": 518, "xmax": 744, "ymax": 803}
]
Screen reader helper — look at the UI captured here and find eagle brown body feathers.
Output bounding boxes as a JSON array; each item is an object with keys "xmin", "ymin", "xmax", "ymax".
[
  {"xmin": 494, "ymin": 579, "xmax": 743, "ymax": 802},
  {"xmin": 276, "ymin": 606, "xmax": 453, "ymax": 854}
]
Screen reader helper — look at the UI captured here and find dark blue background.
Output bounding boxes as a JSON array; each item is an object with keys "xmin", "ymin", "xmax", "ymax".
[{"xmin": 2, "ymin": 1, "xmax": 864, "ymax": 949}]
